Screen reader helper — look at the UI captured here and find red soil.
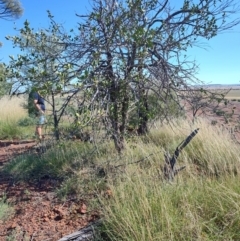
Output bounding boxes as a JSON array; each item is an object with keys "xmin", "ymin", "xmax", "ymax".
[{"xmin": 0, "ymin": 140, "xmax": 99, "ymax": 241}]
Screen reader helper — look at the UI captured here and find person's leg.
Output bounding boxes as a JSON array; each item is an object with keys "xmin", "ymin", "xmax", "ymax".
[
  {"xmin": 36, "ymin": 125, "xmax": 43, "ymax": 140},
  {"xmin": 36, "ymin": 114, "xmax": 45, "ymax": 140}
]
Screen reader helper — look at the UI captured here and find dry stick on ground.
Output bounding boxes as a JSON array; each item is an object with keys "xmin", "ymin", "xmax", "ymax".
[
  {"xmin": 163, "ymin": 128, "xmax": 199, "ymax": 181},
  {"xmin": 57, "ymin": 220, "xmax": 102, "ymax": 241}
]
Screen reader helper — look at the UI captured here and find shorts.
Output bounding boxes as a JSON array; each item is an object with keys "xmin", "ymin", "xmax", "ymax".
[{"xmin": 36, "ymin": 112, "xmax": 46, "ymax": 125}]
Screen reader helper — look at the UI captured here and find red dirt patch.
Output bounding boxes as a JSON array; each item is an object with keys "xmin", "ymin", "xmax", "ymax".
[
  {"xmin": 0, "ymin": 141, "xmax": 99, "ymax": 241},
  {"xmin": 184, "ymin": 98, "xmax": 240, "ymax": 142},
  {"xmin": 0, "ymin": 140, "xmax": 36, "ymax": 164}
]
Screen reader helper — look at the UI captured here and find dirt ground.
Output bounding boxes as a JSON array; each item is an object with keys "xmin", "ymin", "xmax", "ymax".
[
  {"xmin": 0, "ymin": 140, "xmax": 99, "ymax": 241},
  {"xmin": 184, "ymin": 98, "xmax": 240, "ymax": 142}
]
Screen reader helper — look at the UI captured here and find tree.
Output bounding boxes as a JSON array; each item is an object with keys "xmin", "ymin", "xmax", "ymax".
[
  {"xmin": 0, "ymin": 0, "xmax": 23, "ymax": 47},
  {"xmin": 181, "ymin": 87, "xmax": 229, "ymax": 123},
  {"xmin": 6, "ymin": 0, "xmax": 240, "ymax": 152},
  {"xmin": 6, "ymin": 18, "xmax": 84, "ymax": 140},
  {"xmin": 0, "ymin": 63, "xmax": 11, "ymax": 97},
  {"xmin": 67, "ymin": 0, "xmax": 240, "ymax": 152},
  {"xmin": 0, "ymin": 0, "xmax": 23, "ymax": 20}
]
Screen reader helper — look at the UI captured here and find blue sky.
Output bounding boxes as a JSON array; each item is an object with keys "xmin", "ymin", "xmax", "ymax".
[{"xmin": 0, "ymin": 0, "xmax": 240, "ymax": 85}]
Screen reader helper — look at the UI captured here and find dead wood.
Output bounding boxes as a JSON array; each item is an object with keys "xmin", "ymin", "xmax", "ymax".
[
  {"xmin": 57, "ymin": 219, "xmax": 102, "ymax": 241},
  {"xmin": 163, "ymin": 128, "xmax": 199, "ymax": 180}
]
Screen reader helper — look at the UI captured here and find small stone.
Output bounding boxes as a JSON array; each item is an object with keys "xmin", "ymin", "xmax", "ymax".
[
  {"xmin": 9, "ymin": 223, "xmax": 17, "ymax": 229},
  {"xmin": 43, "ymin": 218, "xmax": 49, "ymax": 222},
  {"xmin": 77, "ymin": 203, "xmax": 87, "ymax": 214},
  {"xmin": 105, "ymin": 189, "xmax": 113, "ymax": 197}
]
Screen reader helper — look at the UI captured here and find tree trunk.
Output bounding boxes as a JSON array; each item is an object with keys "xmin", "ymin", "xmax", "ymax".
[
  {"xmin": 137, "ymin": 90, "xmax": 148, "ymax": 135},
  {"xmin": 51, "ymin": 91, "xmax": 60, "ymax": 140},
  {"xmin": 112, "ymin": 134, "xmax": 124, "ymax": 153},
  {"xmin": 106, "ymin": 51, "xmax": 124, "ymax": 153}
]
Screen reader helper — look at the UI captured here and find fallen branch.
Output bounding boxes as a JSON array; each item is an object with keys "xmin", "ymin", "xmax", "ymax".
[{"xmin": 57, "ymin": 219, "xmax": 102, "ymax": 241}]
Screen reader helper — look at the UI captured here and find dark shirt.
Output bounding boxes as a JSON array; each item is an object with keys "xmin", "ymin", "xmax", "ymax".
[{"xmin": 33, "ymin": 92, "xmax": 45, "ymax": 111}]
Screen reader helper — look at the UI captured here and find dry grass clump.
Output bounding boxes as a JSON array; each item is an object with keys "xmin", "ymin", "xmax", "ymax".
[
  {"xmin": 98, "ymin": 118, "xmax": 240, "ymax": 240},
  {"xmin": 0, "ymin": 95, "xmax": 36, "ymax": 139},
  {"xmin": 0, "ymin": 96, "xmax": 27, "ymax": 121},
  {"xmin": 144, "ymin": 118, "xmax": 240, "ymax": 177},
  {"xmin": 102, "ymin": 174, "xmax": 240, "ymax": 241}
]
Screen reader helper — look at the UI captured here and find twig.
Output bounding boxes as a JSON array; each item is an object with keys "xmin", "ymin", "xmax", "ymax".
[{"xmin": 114, "ymin": 150, "xmax": 163, "ymax": 168}]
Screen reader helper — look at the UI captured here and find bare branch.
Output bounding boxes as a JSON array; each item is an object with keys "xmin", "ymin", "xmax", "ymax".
[{"xmin": 0, "ymin": 0, "xmax": 23, "ymax": 20}]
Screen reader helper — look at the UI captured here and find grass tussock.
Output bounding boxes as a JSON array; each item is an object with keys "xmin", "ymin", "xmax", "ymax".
[
  {"xmin": 143, "ymin": 118, "xmax": 240, "ymax": 177},
  {"xmin": 0, "ymin": 120, "xmax": 24, "ymax": 139},
  {"xmin": 102, "ymin": 175, "xmax": 240, "ymax": 241},
  {"xmin": 0, "ymin": 96, "xmax": 27, "ymax": 122},
  {"xmin": 98, "ymin": 118, "xmax": 240, "ymax": 240},
  {"xmin": 0, "ymin": 194, "xmax": 14, "ymax": 222}
]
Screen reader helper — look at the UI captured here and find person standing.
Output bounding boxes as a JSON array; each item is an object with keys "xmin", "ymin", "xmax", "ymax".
[{"xmin": 28, "ymin": 90, "xmax": 46, "ymax": 140}]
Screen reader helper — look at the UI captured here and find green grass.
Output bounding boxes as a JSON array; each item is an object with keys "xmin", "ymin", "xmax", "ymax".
[
  {"xmin": 101, "ymin": 176, "xmax": 240, "ymax": 241},
  {"xmin": 2, "ymin": 140, "xmax": 92, "ymax": 181},
  {"xmin": 0, "ymin": 96, "xmax": 35, "ymax": 139},
  {"xmin": 0, "ymin": 119, "xmax": 34, "ymax": 140},
  {"xmin": 98, "ymin": 118, "xmax": 240, "ymax": 240},
  {"xmin": 0, "ymin": 194, "xmax": 14, "ymax": 222},
  {"xmin": 2, "ymin": 140, "xmax": 106, "ymax": 201},
  {"xmin": 0, "ymin": 120, "xmax": 22, "ymax": 139}
]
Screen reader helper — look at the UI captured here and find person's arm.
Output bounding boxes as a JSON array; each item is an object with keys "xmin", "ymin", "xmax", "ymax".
[{"xmin": 34, "ymin": 99, "xmax": 44, "ymax": 114}]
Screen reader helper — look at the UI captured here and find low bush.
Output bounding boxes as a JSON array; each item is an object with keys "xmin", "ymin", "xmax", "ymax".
[
  {"xmin": 0, "ymin": 120, "xmax": 25, "ymax": 139},
  {"xmin": 17, "ymin": 116, "xmax": 36, "ymax": 127}
]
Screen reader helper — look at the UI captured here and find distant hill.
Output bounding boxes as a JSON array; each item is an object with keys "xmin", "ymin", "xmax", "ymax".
[
  {"xmin": 195, "ymin": 84, "xmax": 240, "ymax": 89},
  {"xmin": 207, "ymin": 84, "xmax": 240, "ymax": 87}
]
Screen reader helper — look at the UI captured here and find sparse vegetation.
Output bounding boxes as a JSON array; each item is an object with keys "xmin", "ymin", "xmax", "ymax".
[
  {"xmin": 1, "ymin": 0, "xmax": 240, "ymax": 239},
  {"xmin": 17, "ymin": 116, "xmax": 36, "ymax": 127},
  {"xmin": 2, "ymin": 117, "xmax": 240, "ymax": 240}
]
